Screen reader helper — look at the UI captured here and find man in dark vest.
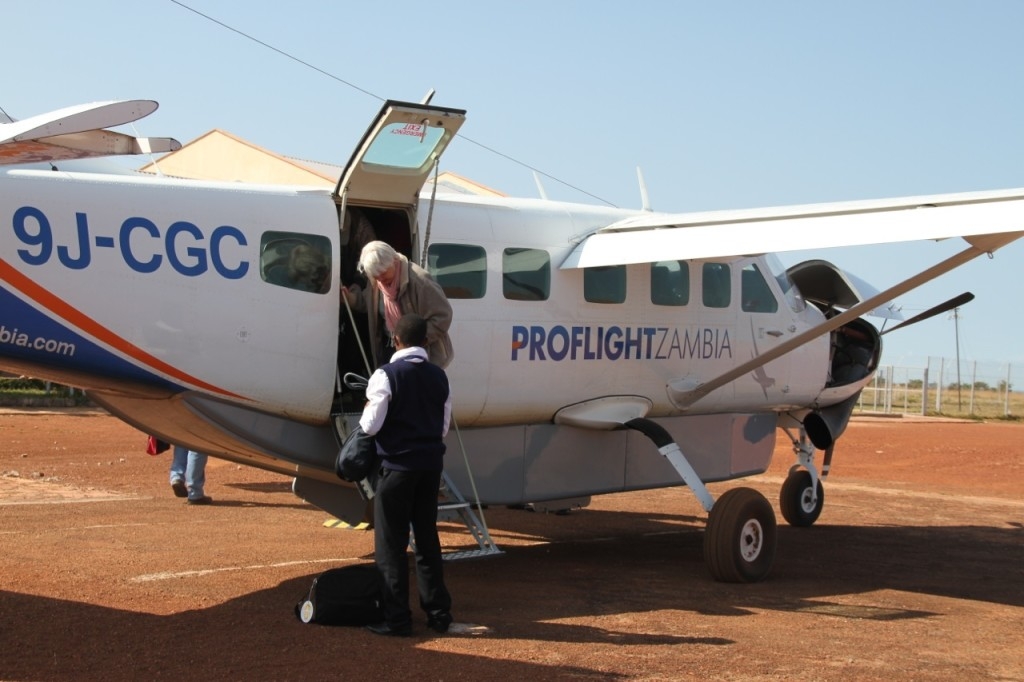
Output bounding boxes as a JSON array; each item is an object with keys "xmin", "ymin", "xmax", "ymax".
[{"xmin": 359, "ymin": 313, "xmax": 454, "ymax": 636}]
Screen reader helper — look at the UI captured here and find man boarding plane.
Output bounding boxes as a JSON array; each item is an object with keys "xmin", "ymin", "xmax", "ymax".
[{"xmin": 2, "ymin": 98, "xmax": 1021, "ymax": 582}]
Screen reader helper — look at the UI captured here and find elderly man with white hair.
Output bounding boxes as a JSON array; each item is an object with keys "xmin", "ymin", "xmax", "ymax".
[{"xmin": 342, "ymin": 241, "xmax": 454, "ymax": 369}]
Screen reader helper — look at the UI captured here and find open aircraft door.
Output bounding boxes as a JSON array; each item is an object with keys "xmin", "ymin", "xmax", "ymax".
[
  {"xmin": 333, "ymin": 99, "xmax": 466, "ymax": 263},
  {"xmin": 330, "ymin": 100, "xmax": 465, "ymax": 415}
]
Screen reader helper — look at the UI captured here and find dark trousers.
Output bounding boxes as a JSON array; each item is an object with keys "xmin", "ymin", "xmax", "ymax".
[{"xmin": 373, "ymin": 468, "xmax": 452, "ymax": 627}]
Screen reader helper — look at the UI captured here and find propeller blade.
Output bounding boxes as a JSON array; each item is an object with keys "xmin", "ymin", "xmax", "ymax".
[{"xmin": 882, "ymin": 291, "xmax": 975, "ymax": 335}]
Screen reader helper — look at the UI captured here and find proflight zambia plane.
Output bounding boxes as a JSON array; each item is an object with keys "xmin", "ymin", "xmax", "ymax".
[{"xmin": 2, "ymin": 98, "xmax": 1022, "ymax": 582}]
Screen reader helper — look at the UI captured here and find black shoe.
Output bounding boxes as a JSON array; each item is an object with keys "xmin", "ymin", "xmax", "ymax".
[
  {"xmin": 365, "ymin": 621, "xmax": 412, "ymax": 637},
  {"xmin": 171, "ymin": 480, "xmax": 187, "ymax": 498},
  {"xmin": 426, "ymin": 612, "xmax": 452, "ymax": 633},
  {"xmin": 186, "ymin": 495, "xmax": 213, "ymax": 505}
]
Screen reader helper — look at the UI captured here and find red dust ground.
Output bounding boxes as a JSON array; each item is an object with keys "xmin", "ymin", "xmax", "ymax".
[{"xmin": 1, "ymin": 409, "xmax": 1022, "ymax": 681}]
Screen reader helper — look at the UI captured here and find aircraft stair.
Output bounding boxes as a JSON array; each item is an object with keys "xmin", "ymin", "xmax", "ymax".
[{"xmin": 433, "ymin": 472, "xmax": 503, "ymax": 561}]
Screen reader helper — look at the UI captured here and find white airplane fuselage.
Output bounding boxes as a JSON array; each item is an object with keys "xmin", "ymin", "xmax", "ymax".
[
  {"xmin": 0, "ymin": 166, "xmax": 859, "ymax": 509},
  {"xmin": 0, "ymin": 165, "xmax": 835, "ymax": 413}
]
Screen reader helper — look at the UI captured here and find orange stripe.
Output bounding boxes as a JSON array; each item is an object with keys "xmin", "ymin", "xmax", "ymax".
[{"xmin": 0, "ymin": 257, "xmax": 244, "ymax": 399}]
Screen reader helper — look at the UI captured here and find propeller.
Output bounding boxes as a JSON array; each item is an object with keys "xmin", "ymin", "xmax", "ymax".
[{"xmin": 881, "ymin": 291, "xmax": 974, "ymax": 335}]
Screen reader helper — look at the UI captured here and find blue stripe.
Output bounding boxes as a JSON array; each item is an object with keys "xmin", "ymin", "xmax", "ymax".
[{"xmin": 0, "ymin": 285, "xmax": 182, "ymax": 391}]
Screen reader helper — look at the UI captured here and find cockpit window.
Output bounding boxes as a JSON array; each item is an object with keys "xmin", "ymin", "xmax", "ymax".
[
  {"xmin": 741, "ymin": 263, "xmax": 779, "ymax": 313},
  {"xmin": 260, "ymin": 231, "xmax": 332, "ymax": 294},
  {"xmin": 763, "ymin": 253, "xmax": 806, "ymax": 312}
]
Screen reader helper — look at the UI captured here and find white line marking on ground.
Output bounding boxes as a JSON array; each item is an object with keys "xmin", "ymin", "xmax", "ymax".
[
  {"xmin": 131, "ymin": 557, "xmax": 364, "ymax": 583},
  {"xmin": 0, "ymin": 496, "xmax": 145, "ymax": 506}
]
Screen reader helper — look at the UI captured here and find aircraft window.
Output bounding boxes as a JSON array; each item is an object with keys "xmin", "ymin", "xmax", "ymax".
[
  {"xmin": 584, "ymin": 265, "xmax": 626, "ymax": 304},
  {"xmin": 741, "ymin": 263, "xmax": 779, "ymax": 313},
  {"xmin": 650, "ymin": 261, "xmax": 689, "ymax": 306},
  {"xmin": 763, "ymin": 253, "xmax": 807, "ymax": 313},
  {"xmin": 260, "ymin": 231, "xmax": 332, "ymax": 294},
  {"xmin": 502, "ymin": 248, "xmax": 550, "ymax": 301},
  {"xmin": 426, "ymin": 243, "xmax": 487, "ymax": 299},
  {"xmin": 362, "ymin": 123, "xmax": 446, "ymax": 172},
  {"xmin": 701, "ymin": 262, "xmax": 731, "ymax": 308}
]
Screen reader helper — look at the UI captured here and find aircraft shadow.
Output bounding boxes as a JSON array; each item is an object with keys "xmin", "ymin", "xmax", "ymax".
[
  {"xmin": 0, "ymin": 580, "xmax": 674, "ymax": 682},
  {"xmin": 3, "ymin": 512, "xmax": 1019, "ymax": 679},
  {"xmin": 444, "ymin": 505, "xmax": 1024, "ymax": 614}
]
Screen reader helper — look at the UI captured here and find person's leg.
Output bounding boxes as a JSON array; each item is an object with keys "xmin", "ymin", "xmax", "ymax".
[
  {"xmin": 185, "ymin": 450, "xmax": 210, "ymax": 503},
  {"xmin": 373, "ymin": 469, "xmax": 415, "ymax": 630},
  {"xmin": 410, "ymin": 469, "xmax": 452, "ymax": 627},
  {"xmin": 169, "ymin": 446, "xmax": 188, "ymax": 497}
]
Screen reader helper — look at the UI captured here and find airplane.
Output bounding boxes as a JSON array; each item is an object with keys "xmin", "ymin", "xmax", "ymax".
[{"xmin": 2, "ymin": 97, "xmax": 1022, "ymax": 583}]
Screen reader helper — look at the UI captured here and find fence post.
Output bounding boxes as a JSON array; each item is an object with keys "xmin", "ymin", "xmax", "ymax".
[
  {"xmin": 886, "ymin": 366, "xmax": 894, "ymax": 414},
  {"xmin": 921, "ymin": 367, "xmax": 929, "ymax": 416},
  {"xmin": 967, "ymin": 361, "xmax": 974, "ymax": 415},
  {"xmin": 1006, "ymin": 364, "xmax": 1013, "ymax": 417},
  {"xmin": 936, "ymin": 357, "xmax": 944, "ymax": 413}
]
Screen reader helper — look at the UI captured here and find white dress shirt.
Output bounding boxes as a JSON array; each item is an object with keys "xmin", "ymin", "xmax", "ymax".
[{"xmin": 359, "ymin": 346, "xmax": 452, "ymax": 437}]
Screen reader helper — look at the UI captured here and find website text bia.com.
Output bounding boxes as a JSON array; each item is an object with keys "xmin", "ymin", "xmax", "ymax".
[{"xmin": 0, "ymin": 325, "xmax": 76, "ymax": 357}]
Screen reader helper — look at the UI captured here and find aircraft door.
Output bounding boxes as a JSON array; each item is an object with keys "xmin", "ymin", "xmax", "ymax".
[
  {"xmin": 333, "ymin": 99, "xmax": 465, "ymax": 278},
  {"xmin": 331, "ymin": 100, "xmax": 466, "ymax": 416},
  {"xmin": 737, "ymin": 257, "xmax": 797, "ymax": 406},
  {"xmin": 333, "ymin": 100, "xmax": 466, "ymax": 229}
]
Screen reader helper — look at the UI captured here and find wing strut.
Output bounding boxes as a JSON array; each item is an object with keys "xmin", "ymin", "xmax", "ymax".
[{"xmin": 669, "ymin": 239, "xmax": 1018, "ymax": 409}]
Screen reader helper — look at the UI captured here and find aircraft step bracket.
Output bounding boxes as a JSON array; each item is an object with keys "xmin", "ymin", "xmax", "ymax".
[{"xmin": 432, "ymin": 472, "xmax": 503, "ymax": 561}]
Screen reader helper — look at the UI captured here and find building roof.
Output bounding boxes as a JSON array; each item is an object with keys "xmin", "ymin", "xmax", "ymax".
[{"xmin": 139, "ymin": 129, "xmax": 505, "ymax": 196}]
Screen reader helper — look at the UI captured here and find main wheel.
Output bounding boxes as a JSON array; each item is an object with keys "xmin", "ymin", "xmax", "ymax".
[
  {"xmin": 779, "ymin": 470, "xmax": 824, "ymax": 527},
  {"xmin": 703, "ymin": 487, "xmax": 777, "ymax": 583}
]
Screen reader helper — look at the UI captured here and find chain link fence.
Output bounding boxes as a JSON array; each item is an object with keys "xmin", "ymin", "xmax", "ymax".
[
  {"xmin": 4, "ymin": 359, "xmax": 1021, "ymax": 416},
  {"xmin": 858, "ymin": 358, "xmax": 1021, "ymax": 418}
]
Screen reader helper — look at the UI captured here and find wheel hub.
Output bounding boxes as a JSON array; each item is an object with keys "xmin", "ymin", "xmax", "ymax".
[
  {"xmin": 800, "ymin": 488, "xmax": 817, "ymax": 513},
  {"xmin": 739, "ymin": 519, "xmax": 763, "ymax": 562}
]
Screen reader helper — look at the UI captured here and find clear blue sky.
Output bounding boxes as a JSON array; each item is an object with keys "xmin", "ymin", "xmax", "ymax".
[{"xmin": 5, "ymin": 1, "xmax": 1023, "ymax": 366}]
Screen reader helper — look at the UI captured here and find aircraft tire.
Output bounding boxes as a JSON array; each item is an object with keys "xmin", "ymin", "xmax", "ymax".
[
  {"xmin": 703, "ymin": 487, "xmax": 777, "ymax": 583},
  {"xmin": 779, "ymin": 470, "xmax": 824, "ymax": 527}
]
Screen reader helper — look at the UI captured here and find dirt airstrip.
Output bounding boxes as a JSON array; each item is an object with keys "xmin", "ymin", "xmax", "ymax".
[{"xmin": 1, "ymin": 410, "xmax": 1022, "ymax": 681}]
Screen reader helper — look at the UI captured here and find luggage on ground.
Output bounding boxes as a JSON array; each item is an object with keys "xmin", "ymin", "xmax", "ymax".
[{"xmin": 295, "ymin": 563, "xmax": 384, "ymax": 625}]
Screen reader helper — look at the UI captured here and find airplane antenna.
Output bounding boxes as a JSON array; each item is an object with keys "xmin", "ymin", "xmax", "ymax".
[
  {"xmin": 0, "ymin": 104, "xmax": 12, "ymax": 124},
  {"xmin": 420, "ymin": 89, "xmax": 436, "ymax": 105},
  {"xmin": 637, "ymin": 166, "xmax": 652, "ymax": 211},
  {"xmin": 533, "ymin": 171, "xmax": 549, "ymax": 200}
]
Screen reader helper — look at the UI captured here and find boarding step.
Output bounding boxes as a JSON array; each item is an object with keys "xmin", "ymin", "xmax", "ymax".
[{"xmin": 436, "ymin": 472, "xmax": 502, "ymax": 561}]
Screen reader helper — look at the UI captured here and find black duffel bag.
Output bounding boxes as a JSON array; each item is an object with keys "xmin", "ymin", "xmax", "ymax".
[
  {"xmin": 295, "ymin": 563, "xmax": 384, "ymax": 625},
  {"xmin": 335, "ymin": 424, "xmax": 379, "ymax": 483}
]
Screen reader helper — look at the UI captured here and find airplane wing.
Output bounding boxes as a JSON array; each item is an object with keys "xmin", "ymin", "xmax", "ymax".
[
  {"xmin": 560, "ymin": 187, "xmax": 1024, "ymax": 268},
  {"xmin": 0, "ymin": 99, "xmax": 181, "ymax": 166},
  {"xmin": 557, "ymin": 186, "xmax": 1024, "ymax": 409}
]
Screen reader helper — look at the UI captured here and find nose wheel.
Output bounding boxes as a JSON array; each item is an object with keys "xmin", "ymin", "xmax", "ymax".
[{"xmin": 780, "ymin": 469, "xmax": 824, "ymax": 527}]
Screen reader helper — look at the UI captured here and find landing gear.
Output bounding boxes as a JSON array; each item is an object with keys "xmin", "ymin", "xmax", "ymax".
[
  {"xmin": 704, "ymin": 487, "xmax": 777, "ymax": 583},
  {"xmin": 625, "ymin": 418, "xmax": 778, "ymax": 583},
  {"xmin": 779, "ymin": 425, "xmax": 833, "ymax": 528},
  {"xmin": 779, "ymin": 470, "xmax": 824, "ymax": 527}
]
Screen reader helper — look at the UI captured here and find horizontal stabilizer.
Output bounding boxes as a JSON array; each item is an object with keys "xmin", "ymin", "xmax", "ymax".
[
  {"xmin": 0, "ymin": 132, "xmax": 181, "ymax": 166},
  {"xmin": 0, "ymin": 100, "xmax": 179, "ymax": 166}
]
